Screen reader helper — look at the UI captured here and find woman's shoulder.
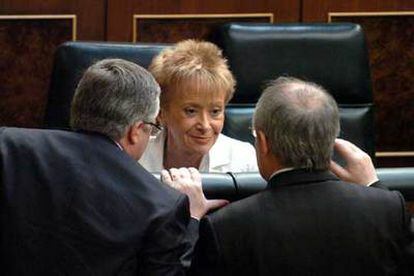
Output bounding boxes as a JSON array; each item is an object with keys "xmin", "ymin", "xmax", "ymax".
[
  {"xmin": 210, "ymin": 134, "xmax": 258, "ymax": 172},
  {"xmin": 216, "ymin": 133, "xmax": 255, "ymax": 151}
]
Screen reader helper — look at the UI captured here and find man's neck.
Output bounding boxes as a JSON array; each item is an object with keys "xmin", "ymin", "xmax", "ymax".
[
  {"xmin": 261, "ymin": 154, "xmax": 285, "ymax": 180},
  {"xmin": 116, "ymin": 137, "xmax": 139, "ymax": 161}
]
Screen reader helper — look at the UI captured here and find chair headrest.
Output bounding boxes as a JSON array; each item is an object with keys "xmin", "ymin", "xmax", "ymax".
[
  {"xmin": 214, "ymin": 23, "xmax": 373, "ymax": 104},
  {"xmin": 44, "ymin": 41, "xmax": 169, "ymax": 129}
]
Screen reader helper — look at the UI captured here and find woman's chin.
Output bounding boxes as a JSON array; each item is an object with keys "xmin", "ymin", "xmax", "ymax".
[
  {"xmin": 188, "ymin": 135, "xmax": 214, "ymax": 145},
  {"xmin": 187, "ymin": 143, "xmax": 212, "ymax": 156},
  {"xmin": 182, "ymin": 135, "xmax": 217, "ymax": 155}
]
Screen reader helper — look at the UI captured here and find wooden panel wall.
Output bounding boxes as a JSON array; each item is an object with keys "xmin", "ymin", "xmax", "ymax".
[
  {"xmin": 0, "ymin": 0, "xmax": 105, "ymax": 127},
  {"xmin": 0, "ymin": 0, "xmax": 105, "ymax": 40},
  {"xmin": 0, "ymin": 15, "xmax": 75, "ymax": 127},
  {"xmin": 302, "ymin": 0, "xmax": 413, "ymax": 21},
  {"xmin": 107, "ymin": 0, "xmax": 300, "ymax": 42},
  {"xmin": 131, "ymin": 14, "xmax": 273, "ymax": 43}
]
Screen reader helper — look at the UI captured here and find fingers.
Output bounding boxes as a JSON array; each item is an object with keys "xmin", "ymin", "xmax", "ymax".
[
  {"xmin": 169, "ymin": 167, "xmax": 197, "ymax": 181},
  {"xmin": 335, "ymin": 138, "xmax": 357, "ymax": 150},
  {"xmin": 178, "ymin": 167, "xmax": 191, "ymax": 179},
  {"xmin": 332, "ymin": 139, "xmax": 378, "ymax": 186},
  {"xmin": 329, "ymin": 160, "xmax": 349, "ymax": 180},
  {"xmin": 335, "ymin": 138, "xmax": 370, "ymax": 159},
  {"xmin": 189, "ymin": 167, "xmax": 202, "ymax": 186},
  {"xmin": 161, "ymin": 167, "xmax": 228, "ymax": 219},
  {"xmin": 335, "ymin": 138, "xmax": 373, "ymax": 166},
  {"xmin": 161, "ymin": 168, "xmax": 184, "ymax": 191},
  {"xmin": 169, "ymin": 168, "xmax": 181, "ymax": 181},
  {"xmin": 344, "ymin": 139, "xmax": 363, "ymax": 153},
  {"xmin": 161, "ymin": 168, "xmax": 202, "ymax": 193},
  {"xmin": 334, "ymin": 139, "xmax": 357, "ymax": 163},
  {"xmin": 334, "ymin": 138, "xmax": 373, "ymax": 169},
  {"xmin": 206, "ymin": 199, "xmax": 229, "ymax": 211},
  {"xmin": 161, "ymin": 169, "xmax": 173, "ymax": 186}
]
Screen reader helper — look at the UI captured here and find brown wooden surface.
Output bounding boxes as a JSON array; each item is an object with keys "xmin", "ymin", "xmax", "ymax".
[
  {"xmin": 407, "ymin": 202, "xmax": 414, "ymax": 215},
  {"xmin": 0, "ymin": 0, "xmax": 105, "ymax": 40},
  {"xmin": 134, "ymin": 16, "xmax": 271, "ymax": 43},
  {"xmin": 0, "ymin": 0, "xmax": 105, "ymax": 127},
  {"xmin": 377, "ymin": 157, "xmax": 414, "ymax": 168},
  {"xmin": 107, "ymin": 0, "xmax": 300, "ymax": 42},
  {"xmin": 0, "ymin": 17, "xmax": 73, "ymax": 127},
  {"xmin": 302, "ymin": 0, "xmax": 414, "ymax": 22},
  {"xmin": 331, "ymin": 14, "xmax": 414, "ymax": 153}
]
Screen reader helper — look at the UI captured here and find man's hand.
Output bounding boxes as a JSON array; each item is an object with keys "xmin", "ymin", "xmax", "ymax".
[
  {"xmin": 161, "ymin": 167, "xmax": 228, "ymax": 220},
  {"xmin": 329, "ymin": 138, "xmax": 378, "ymax": 186}
]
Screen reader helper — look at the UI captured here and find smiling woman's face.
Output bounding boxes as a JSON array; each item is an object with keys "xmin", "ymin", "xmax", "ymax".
[{"xmin": 160, "ymin": 81, "xmax": 227, "ymax": 157}]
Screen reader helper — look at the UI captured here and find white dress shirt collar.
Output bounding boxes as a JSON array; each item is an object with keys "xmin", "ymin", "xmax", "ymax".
[{"xmin": 268, "ymin": 167, "xmax": 296, "ymax": 180}]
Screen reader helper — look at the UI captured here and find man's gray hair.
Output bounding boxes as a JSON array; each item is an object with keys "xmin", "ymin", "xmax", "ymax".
[
  {"xmin": 253, "ymin": 77, "xmax": 340, "ymax": 170},
  {"xmin": 70, "ymin": 58, "xmax": 160, "ymax": 141}
]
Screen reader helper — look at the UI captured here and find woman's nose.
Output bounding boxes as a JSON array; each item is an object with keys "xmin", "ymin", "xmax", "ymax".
[{"xmin": 196, "ymin": 112, "xmax": 211, "ymax": 130}]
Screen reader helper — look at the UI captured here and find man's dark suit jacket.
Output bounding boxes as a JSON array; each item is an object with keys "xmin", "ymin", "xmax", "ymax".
[
  {"xmin": 0, "ymin": 127, "xmax": 195, "ymax": 275},
  {"xmin": 190, "ymin": 169, "xmax": 414, "ymax": 275}
]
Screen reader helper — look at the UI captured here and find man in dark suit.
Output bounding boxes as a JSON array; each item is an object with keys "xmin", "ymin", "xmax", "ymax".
[
  {"xmin": 0, "ymin": 59, "xmax": 224, "ymax": 275},
  {"xmin": 164, "ymin": 77, "xmax": 413, "ymax": 275}
]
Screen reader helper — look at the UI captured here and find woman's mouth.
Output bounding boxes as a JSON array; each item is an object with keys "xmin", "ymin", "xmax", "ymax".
[{"xmin": 190, "ymin": 135, "xmax": 212, "ymax": 144}]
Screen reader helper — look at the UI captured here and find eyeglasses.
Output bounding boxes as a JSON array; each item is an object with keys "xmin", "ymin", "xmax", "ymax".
[{"xmin": 143, "ymin": 121, "xmax": 163, "ymax": 137}]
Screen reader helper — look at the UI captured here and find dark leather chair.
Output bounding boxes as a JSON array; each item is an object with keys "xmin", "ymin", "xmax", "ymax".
[
  {"xmin": 215, "ymin": 23, "xmax": 375, "ymax": 159},
  {"xmin": 44, "ymin": 41, "xmax": 169, "ymax": 129},
  {"xmin": 193, "ymin": 169, "xmax": 414, "ymax": 202},
  {"xmin": 154, "ymin": 173, "xmax": 240, "ymax": 202},
  {"xmin": 376, "ymin": 168, "xmax": 414, "ymax": 201}
]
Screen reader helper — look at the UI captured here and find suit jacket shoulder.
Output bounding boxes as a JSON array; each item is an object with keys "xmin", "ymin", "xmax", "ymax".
[
  {"xmin": 1, "ymin": 127, "xmax": 193, "ymax": 275},
  {"xmin": 191, "ymin": 169, "xmax": 414, "ymax": 275}
]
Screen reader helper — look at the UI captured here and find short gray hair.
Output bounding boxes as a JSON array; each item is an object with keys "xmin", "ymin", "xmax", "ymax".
[
  {"xmin": 70, "ymin": 58, "xmax": 160, "ymax": 140},
  {"xmin": 253, "ymin": 77, "xmax": 340, "ymax": 170}
]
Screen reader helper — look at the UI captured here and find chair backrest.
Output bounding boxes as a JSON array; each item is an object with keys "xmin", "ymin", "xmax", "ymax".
[
  {"xmin": 155, "ymin": 169, "xmax": 414, "ymax": 202},
  {"xmin": 215, "ymin": 23, "xmax": 375, "ymax": 158},
  {"xmin": 44, "ymin": 41, "xmax": 169, "ymax": 129}
]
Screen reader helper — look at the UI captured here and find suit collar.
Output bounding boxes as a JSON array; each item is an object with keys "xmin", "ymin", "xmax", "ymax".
[
  {"xmin": 268, "ymin": 168, "xmax": 339, "ymax": 189},
  {"xmin": 75, "ymin": 129, "xmax": 113, "ymax": 143},
  {"xmin": 75, "ymin": 129, "xmax": 126, "ymax": 152}
]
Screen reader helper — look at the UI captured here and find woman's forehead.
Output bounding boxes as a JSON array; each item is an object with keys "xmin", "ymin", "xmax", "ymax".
[{"xmin": 166, "ymin": 79, "xmax": 227, "ymax": 101}]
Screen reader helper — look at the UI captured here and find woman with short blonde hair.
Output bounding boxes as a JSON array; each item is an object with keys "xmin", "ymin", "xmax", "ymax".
[{"xmin": 139, "ymin": 39, "xmax": 257, "ymax": 172}]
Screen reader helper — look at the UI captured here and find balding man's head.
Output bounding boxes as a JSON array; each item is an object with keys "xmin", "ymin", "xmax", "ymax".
[{"xmin": 253, "ymin": 77, "xmax": 340, "ymax": 170}]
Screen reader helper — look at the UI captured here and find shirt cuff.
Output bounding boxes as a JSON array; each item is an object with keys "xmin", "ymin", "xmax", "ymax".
[
  {"xmin": 190, "ymin": 216, "xmax": 201, "ymax": 221},
  {"xmin": 367, "ymin": 179, "xmax": 380, "ymax": 186}
]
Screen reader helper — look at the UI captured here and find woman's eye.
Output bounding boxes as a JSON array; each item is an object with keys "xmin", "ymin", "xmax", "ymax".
[
  {"xmin": 184, "ymin": 108, "xmax": 196, "ymax": 116},
  {"xmin": 211, "ymin": 108, "xmax": 223, "ymax": 117}
]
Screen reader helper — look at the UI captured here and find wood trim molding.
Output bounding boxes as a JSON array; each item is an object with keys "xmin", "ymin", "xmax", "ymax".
[
  {"xmin": 376, "ymin": 152, "xmax": 414, "ymax": 158},
  {"xmin": 132, "ymin": 13, "xmax": 274, "ymax": 42},
  {"xmin": 0, "ymin": 14, "xmax": 77, "ymax": 41},
  {"xmin": 328, "ymin": 11, "xmax": 414, "ymax": 22}
]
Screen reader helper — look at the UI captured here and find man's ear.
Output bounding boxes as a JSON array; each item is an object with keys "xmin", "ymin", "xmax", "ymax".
[
  {"xmin": 256, "ymin": 130, "xmax": 270, "ymax": 156},
  {"xmin": 127, "ymin": 121, "xmax": 143, "ymax": 144}
]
